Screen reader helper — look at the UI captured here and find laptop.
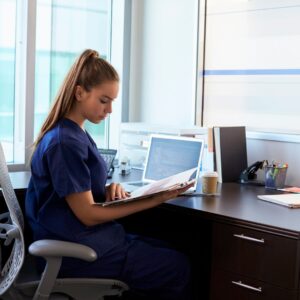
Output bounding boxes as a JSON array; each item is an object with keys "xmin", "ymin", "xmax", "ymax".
[{"xmin": 123, "ymin": 134, "xmax": 204, "ymax": 193}]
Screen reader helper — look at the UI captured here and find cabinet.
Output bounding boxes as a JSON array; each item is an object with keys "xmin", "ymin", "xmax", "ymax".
[{"xmin": 210, "ymin": 222, "xmax": 300, "ymax": 299}]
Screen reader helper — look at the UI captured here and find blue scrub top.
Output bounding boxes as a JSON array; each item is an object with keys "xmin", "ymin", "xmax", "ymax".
[{"xmin": 25, "ymin": 118, "xmax": 127, "ymax": 256}]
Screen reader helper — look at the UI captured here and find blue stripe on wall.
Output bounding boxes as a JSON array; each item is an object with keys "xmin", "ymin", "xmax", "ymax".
[
  {"xmin": 203, "ymin": 69, "xmax": 300, "ymax": 76},
  {"xmin": 208, "ymin": 5, "xmax": 300, "ymax": 16}
]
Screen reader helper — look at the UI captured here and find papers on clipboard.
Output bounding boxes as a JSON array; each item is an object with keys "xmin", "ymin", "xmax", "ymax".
[
  {"xmin": 257, "ymin": 194, "xmax": 300, "ymax": 208},
  {"xmin": 100, "ymin": 167, "xmax": 197, "ymax": 207}
]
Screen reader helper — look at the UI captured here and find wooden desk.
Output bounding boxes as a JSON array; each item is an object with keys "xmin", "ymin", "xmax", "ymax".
[
  {"xmin": 7, "ymin": 170, "xmax": 300, "ymax": 300},
  {"xmin": 113, "ymin": 170, "xmax": 300, "ymax": 300},
  {"xmin": 167, "ymin": 184, "xmax": 300, "ymax": 300}
]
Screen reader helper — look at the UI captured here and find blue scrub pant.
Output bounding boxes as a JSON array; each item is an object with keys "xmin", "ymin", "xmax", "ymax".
[
  {"xmin": 120, "ymin": 235, "xmax": 191, "ymax": 300},
  {"xmin": 60, "ymin": 235, "xmax": 191, "ymax": 300}
]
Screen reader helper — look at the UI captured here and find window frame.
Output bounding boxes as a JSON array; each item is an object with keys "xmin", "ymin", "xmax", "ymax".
[
  {"xmin": 196, "ymin": 0, "xmax": 300, "ymax": 143},
  {"xmin": 8, "ymin": 0, "xmax": 126, "ymax": 171}
]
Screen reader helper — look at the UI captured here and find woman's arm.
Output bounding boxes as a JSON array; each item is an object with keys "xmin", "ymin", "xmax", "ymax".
[{"xmin": 65, "ymin": 183, "xmax": 193, "ymax": 227}]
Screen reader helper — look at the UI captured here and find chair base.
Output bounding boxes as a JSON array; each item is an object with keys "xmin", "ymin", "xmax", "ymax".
[{"xmin": 8, "ymin": 278, "xmax": 129, "ymax": 300}]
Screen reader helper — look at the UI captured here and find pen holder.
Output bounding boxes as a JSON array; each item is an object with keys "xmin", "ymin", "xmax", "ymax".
[{"xmin": 264, "ymin": 166, "xmax": 288, "ymax": 189}]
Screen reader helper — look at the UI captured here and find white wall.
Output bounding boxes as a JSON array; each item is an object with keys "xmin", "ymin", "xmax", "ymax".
[{"xmin": 129, "ymin": 0, "xmax": 198, "ymax": 127}]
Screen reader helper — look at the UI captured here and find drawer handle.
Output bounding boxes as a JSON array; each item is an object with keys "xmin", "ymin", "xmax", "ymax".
[
  {"xmin": 233, "ymin": 234, "xmax": 265, "ymax": 244},
  {"xmin": 232, "ymin": 280, "xmax": 262, "ymax": 292}
]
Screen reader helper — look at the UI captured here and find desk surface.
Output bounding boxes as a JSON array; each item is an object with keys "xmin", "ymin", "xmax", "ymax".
[{"xmin": 9, "ymin": 169, "xmax": 300, "ymax": 236}]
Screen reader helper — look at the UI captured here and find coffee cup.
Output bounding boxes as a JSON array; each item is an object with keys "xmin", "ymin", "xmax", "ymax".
[{"xmin": 201, "ymin": 172, "xmax": 218, "ymax": 194}]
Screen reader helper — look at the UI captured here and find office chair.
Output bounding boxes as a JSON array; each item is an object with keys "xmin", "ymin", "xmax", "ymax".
[{"xmin": 0, "ymin": 142, "xmax": 128, "ymax": 300}]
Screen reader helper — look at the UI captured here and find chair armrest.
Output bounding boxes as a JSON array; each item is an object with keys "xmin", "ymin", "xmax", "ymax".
[
  {"xmin": 29, "ymin": 239, "xmax": 97, "ymax": 262},
  {"xmin": 29, "ymin": 240, "xmax": 97, "ymax": 300}
]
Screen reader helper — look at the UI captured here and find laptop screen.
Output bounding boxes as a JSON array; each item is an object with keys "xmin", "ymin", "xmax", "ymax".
[{"xmin": 143, "ymin": 134, "xmax": 204, "ymax": 183}]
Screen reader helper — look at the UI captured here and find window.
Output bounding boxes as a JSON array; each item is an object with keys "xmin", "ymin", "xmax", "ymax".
[
  {"xmin": 199, "ymin": 0, "xmax": 300, "ymax": 133},
  {"xmin": 0, "ymin": 0, "xmax": 17, "ymax": 162},
  {"xmin": 35, "ymin": 0, "xmax": 112, "ymax": 146},
  {"xmin": 0, "ymin": 0, "xmax": 121, "ymax": 167}
]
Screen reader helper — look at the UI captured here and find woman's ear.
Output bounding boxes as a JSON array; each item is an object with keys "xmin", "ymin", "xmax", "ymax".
[{"xmin": 75, "ymin": 85, "xmax": 83, "ymax": 101}]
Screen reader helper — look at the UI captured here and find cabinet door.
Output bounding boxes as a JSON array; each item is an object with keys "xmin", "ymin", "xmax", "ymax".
[
  {"xmin": 212, "ymin": 222, "xmax": 299, "ymax": 289},
  {"xmin": 211, "ymin": 269, "xmax": 298, "ymax": 300}
]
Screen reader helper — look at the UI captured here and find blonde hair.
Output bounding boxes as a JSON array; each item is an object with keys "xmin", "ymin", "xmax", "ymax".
[{"xmin": 34, "ymin": 49, "xmax": 119, "ymax": 149}]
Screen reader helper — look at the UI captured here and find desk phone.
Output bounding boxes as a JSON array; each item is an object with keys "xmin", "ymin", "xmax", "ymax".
[{"xmin": 98, "ymin": 148, "xmax": 117, "ymax": 178}]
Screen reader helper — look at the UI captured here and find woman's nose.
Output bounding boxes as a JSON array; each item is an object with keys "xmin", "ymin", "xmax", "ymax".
[{"xmin": 106, "ymin": 103, "xmax": 113, "ymax": 114}]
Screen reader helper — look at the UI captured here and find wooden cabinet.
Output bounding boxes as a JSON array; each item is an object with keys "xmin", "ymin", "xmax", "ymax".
[{"xmin": 210, "ymin": 222, "xmax": 300, "ymax": 300}]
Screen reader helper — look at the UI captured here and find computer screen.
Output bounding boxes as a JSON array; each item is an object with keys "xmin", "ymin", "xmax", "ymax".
[{"xmin": 144, "ymin": 134, "xmax": 204, "ymax": 182}]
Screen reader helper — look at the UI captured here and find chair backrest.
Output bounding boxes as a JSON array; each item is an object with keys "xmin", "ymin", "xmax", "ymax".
[{"xmin": 0, "ymin": 142, "xmax": 25, "ymax": 295}]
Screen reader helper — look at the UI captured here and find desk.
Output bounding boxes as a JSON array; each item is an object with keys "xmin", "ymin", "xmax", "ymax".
[
  {"xmin": 167, "ymin": 183, "xmax": 300, "ymax": 300},
  {"xmin": 7, "ymin": 170, "xmax": 300, "ymax": 300}
]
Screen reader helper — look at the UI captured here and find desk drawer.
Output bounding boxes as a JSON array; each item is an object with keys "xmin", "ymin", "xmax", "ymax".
[
  {"xmin": 212, "ymin": 223, "xmax": 299, "ymax": 289},
  {"xmin": 210, "ymin": 269, "xmax": 298, "ymax": 300}
]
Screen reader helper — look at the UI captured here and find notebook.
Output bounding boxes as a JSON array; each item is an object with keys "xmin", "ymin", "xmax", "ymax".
[
  {"xmin": 122, "ymin": 134, "xmax": 204, "ymax": 193},
  {"xmin": 257, "ymin": 194, "xmax": 300, "ymax": 208}
]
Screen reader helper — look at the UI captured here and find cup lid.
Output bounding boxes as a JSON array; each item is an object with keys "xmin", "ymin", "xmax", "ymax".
[{"xmin": 202, "ymin": 171, "xmax": 218, "ymax": 177}]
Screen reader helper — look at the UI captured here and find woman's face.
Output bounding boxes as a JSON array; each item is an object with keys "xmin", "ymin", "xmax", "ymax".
[{"xmin": 75, "ymin": 81, "xmax": 119, "ymax": 124}]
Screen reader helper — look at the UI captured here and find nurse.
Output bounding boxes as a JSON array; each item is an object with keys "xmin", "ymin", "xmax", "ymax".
[{"xmin": 25, "ymin": 49, "xmax": 192, "ymax": 300}]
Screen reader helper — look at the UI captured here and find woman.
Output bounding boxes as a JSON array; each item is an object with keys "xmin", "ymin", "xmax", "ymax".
[{"xmin": 25, "ymin": 49, "xmax": 192, "ymax": 299}]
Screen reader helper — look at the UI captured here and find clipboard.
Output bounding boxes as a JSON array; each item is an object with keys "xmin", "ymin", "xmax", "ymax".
[{"xmin": 100, "ymin": 179, "xmax": 195, "ymax": 207}]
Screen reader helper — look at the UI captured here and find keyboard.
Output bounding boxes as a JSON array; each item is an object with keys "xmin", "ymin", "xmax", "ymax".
[{"xmin": 98, "ymin": 148, "xmax": 117, "ymax": 172}]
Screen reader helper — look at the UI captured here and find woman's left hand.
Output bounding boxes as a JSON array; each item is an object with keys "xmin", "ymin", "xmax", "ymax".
[{"xmin": 105, "ymin": 183, "xmax": 130, "ymax": 202}]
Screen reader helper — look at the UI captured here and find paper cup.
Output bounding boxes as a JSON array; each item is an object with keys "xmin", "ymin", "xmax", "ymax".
[{"xmin": 201, "ymin": 172, "xmax": 218, "ymax": 194}]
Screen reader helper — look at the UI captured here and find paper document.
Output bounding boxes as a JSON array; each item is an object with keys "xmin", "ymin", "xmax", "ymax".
[
  {"xmin": 257, "ymin": 194, "xmax": 300, "ymax": 208},
  {"xmin": 100, "ymin": 167, "xmax": 197, "ymax": 207}
]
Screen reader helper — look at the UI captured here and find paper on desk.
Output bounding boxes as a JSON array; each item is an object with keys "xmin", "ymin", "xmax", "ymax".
[
  {"xmin": 257, "ymin": 194, "xmax": 300, "ymax": 208},
  {"xmin": 101, "ymin": 167, "xmax": 197, "ymax": 206}
]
